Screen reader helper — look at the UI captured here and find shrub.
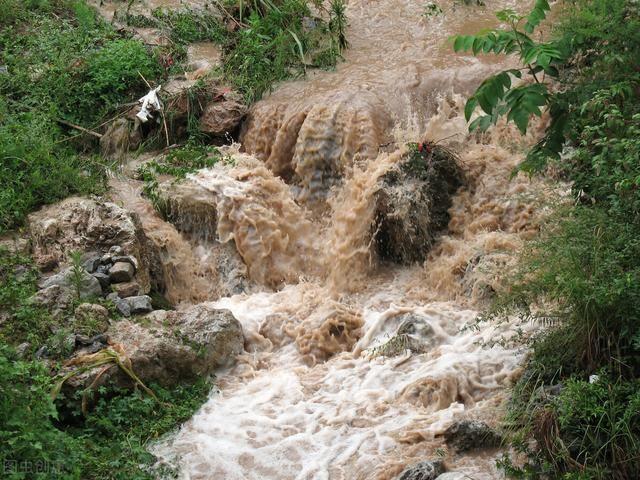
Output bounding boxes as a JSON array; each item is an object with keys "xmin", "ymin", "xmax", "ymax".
[
  {"xmin": 83, "ymin": 39, "xmax": 161, "ymax": 113},
  {"xmin": 0, "ymin": 112, "xmax": 107, "ymax": 232}
]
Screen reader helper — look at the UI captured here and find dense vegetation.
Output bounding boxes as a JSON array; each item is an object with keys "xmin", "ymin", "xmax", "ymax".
[
  {"xmin": 0, "ymin": 246, "xmax": 213, "ymax": 479},
  {"xmin": 455, "ymin": 0, "xmax": 640, "ymax": 477},
  {"xmin": 0, "ymin": 0, "xmax": 345, "ymax": 233}
]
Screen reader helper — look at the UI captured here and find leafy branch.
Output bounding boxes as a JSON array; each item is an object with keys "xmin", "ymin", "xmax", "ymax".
[{"xmin": 452, "ymin": 0, "xmax": 568, "ymax": 165}]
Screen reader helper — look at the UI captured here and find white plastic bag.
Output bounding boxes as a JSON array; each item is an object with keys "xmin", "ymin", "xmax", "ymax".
[{"xmin": 136, "ymin": 86, "xmax": 162, "ymax": 123}]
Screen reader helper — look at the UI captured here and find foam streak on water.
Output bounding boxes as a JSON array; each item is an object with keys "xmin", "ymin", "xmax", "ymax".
[{"xmin": 155, "ymin": 285, "xmax": 531, "ymax": 479}]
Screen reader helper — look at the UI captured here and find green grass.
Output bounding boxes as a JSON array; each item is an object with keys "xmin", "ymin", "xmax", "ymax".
[
  {"xmin": 0, "ymin": 249, "xmax": 57, "ymax": 349},
  {"xmin": 0, "ymin": 341, "xmax": 211, "ymax": 479},
  {"xmin": 0, "ymin": 0, "xmax": 161, "ymax": 232}
]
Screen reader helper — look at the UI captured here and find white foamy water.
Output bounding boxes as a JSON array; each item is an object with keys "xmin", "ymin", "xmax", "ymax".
[{"xmin": 153, "ymin": 284, "xmax": 532, "ymax": 479}]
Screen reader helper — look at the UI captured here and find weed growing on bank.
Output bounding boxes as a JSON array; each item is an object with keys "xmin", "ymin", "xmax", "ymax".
[
  {"xmin": 0, "ymin": 340, "xmax": 211, "ymax": 480},
  {"xmin": 0, "ymin": 1, "xmax": 161, "ymax": 232},
  {"xmin": 457, "ymin": 0, "xmax": 640, "ymax": 477}
]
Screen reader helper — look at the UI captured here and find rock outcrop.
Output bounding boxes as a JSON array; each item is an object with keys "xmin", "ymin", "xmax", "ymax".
[
  {"xmin": 28, "ymin": 197, "xmax": 156, "ymax": 294},
  {"xmin": 374, "ymin": 143, "xmax": 463, "ymax": 264},
  {"xmin": 63, "ymin": 304, "xmax": 244, "ymax": 391}
]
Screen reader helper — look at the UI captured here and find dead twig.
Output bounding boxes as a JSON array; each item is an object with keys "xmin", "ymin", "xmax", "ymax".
[{"xmin": 56, "ymin": 119, "xmax": 103, "ymax": 138}]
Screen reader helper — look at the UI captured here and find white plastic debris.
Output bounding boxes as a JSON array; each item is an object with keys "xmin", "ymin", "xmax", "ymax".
[
  {"xmin": 136, "ymin": 86, "xmax": 162, "ymax": 123},
  {"xmin": 589, "ymin": 374, "xmax": 600, "ymax": 384}
]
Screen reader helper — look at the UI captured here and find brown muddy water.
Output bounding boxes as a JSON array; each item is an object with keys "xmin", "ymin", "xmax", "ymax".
[{"xmin": 103, "ymin": 0, "xmax": 558, "ymax": 478}]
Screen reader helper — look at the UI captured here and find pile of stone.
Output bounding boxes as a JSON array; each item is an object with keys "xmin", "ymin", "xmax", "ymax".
[
  {"xmin": 83, "ymin": 246, "xmax": 153, "ymax": 317},
  {"xmin": 35, "ymin": 245, "xmax": 153, "ymax": 318}
]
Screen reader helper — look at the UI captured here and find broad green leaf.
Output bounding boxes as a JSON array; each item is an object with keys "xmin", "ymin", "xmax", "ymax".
[{"xmin": 465, "ymin": 97, "xmax": 479, "ymax": 121}]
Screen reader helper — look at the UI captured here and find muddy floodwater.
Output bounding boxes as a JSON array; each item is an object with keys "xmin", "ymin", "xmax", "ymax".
[{"xmin": 101, "ymin": 0, "xmax": 554, "ymax": 478}]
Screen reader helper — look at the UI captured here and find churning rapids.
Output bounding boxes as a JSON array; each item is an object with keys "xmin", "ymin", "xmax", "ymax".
[{"xmin": 108, "ymin": 0, "xmax": 556, "ymax": 478}]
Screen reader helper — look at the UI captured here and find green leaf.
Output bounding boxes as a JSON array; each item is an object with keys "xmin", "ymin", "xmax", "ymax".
[
  {"xmin": 469, "ymin": 114, "xmax": 493, "ymax": 132},
  {"xmin": 465, "ymin": 97, "xmax": 478, "ymax": 121},
  {"xmin": 524, "ymin": 0, "xmax": 551, "ymax": 33}
]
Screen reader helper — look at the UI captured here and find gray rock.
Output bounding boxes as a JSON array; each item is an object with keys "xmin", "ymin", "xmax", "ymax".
[
  {"xmin": 443, "ymin": 420, "xmax": 502, "ymax": 452},
  {"xmin": 125, "ymin": 295, "xmax": 153, "ymax": 314},
  {"xmin": 92, "ymin": 272, "xmax": 110, "ymax": 292},
  {"xmin": 35, "ymin": 346, "xmax": 49, "ymax": 359},
  {"xmin": 107, "ymin": 292, "xmax": 131, "ymax": 317},
  {"xmin": 397, "ymin": 460, "xmax": 444, "ymax": 480},
  {"xmin": 112, "ymin": 281, "xmax": 141, "ymax": 298},
  {"xmin": 81, "ymin": 252, "xmax": 101, "ymax": 273},
  {"xmin": 109, "ymin": 261, "xmax": 135, "ymax": 283},
  {"xmin": 40, "ymin": 267, "xmax": 102, "ymax": 300},
  {"xmin": 16, "ymin": 342, "xmax": 30, "ymax": 359},
  {"xmin": 75, "ymin": 333, "xmax": 109, "ymax": 354},
  {"xmin": 31, "ymin": 284, "xmax": 74, "ymax": 317},
  {"xmin": 63, "ymin": 304, "xmax": 244, "ymax": 390},
  {"xmin": 435, "ymin": 473, "xmax": 472, "ymax": 480},
  {"xmin": 100, "ymin": 253, "xmax": 112, "ymax": 265},
  {"xmin": 109, "ymin": 245, "xmax": 124, "ymax": 256},
  {"xmin": 95, "ymin": 264, "xmax": 110, "ymax": 275}
]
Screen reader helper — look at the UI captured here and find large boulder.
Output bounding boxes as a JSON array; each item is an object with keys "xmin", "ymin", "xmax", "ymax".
[
  {"xmin": 161, "ymin": 80, "xmax": 246, "ymax": 139},
  {"xmin": 374, "ymin": 143, "xmax": 463, "ymax": 264},
  {"xmin": 62, "ymin": 304, "xmax": 244, "ymax": 390},
  {"xmin": 397, "ymin": 460, "xmax": 444, "ymax": 480},
  {"xmin": 199, "ymin": 92, "xmax": 247, "ymax": 135},
  {"xmin": 27, "ymin": 197, "xmax": 156, "ymax": 294}
]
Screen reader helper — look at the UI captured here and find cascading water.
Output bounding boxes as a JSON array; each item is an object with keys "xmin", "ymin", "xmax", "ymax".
[{"xmin": 106, "ymin": 0, "xmax": 558, "ymax": 477}]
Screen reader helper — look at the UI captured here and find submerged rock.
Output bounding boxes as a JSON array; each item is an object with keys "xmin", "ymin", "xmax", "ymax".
[
  {"xmin": 374, "ymin": 143, "xmax": 463, "ymax": 263},
  {"xmin": 154, "ymin": 178, "xmax": 250, "ymax": 295},
  {"xmin": 443, "ymin": 420, "xmax": 502, "ymax": 452},
  {"xmin": 240, "ymin": 90, "xmax": 391, "ymax": 203},
  {"xmin": 397, "ymin": 460, "xmax": 444, "ymax": 480}
]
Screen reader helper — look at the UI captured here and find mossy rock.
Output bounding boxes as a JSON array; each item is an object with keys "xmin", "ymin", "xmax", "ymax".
[{"xmin": 374, "ymin": 142, "xmax": 463, "ymax": 263}]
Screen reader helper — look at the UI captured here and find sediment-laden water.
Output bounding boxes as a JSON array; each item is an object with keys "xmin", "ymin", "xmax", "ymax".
[{"xmin": 107, "ymin": 0, "xmax": 555, "ymax": 477}]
